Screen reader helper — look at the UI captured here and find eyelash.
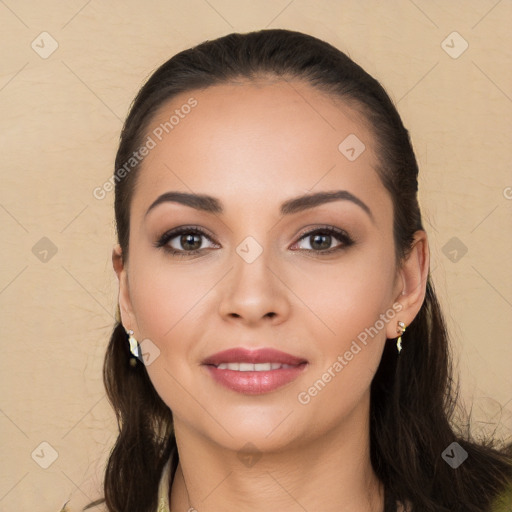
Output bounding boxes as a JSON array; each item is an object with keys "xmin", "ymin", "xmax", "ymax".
[{"xmin": 154, "ymin": 225, "xmax": 355, "ymax": 258}]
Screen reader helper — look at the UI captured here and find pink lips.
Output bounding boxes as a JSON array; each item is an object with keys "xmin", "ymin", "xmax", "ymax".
[{"xmin": 202, "ymin": 347, "xmax": 308, "ymax": 395}]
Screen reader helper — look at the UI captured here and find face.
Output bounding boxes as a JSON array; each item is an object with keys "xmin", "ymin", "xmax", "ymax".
[{"xmin": 116, "ymin": 79, "xmax": 409, "ymax": 453}]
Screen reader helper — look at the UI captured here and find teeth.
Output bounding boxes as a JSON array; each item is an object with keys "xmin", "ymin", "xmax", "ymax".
[
  {"xmin": 216, "ymin": 362, "xmax": 294, "ymax": 371},
  {"xmin": 240, "ymin": 362, "xmax": 262, "ymax": 371}
]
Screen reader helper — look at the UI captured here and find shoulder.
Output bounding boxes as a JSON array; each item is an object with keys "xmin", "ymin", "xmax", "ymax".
[{"xmin": 491, "ymin": 479, "xmax": 512, "ymax": 512}]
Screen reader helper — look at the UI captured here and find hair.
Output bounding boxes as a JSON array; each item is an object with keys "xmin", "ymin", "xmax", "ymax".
[{"xmin": 91, "ymin": 29, "xmax": 512, "ymax": 511}]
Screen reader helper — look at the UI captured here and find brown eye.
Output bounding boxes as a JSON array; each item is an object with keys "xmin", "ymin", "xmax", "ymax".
[
  {"xmin": 306, "ymin": 233, "xmax": 336, "ymax": 251},
  {"xmin": 178, "ymin": 233, "xmax": 203, "ymax": 251},
  {"xmin": 292, "ymin": 226, "xmax": 354, "ymax": 254},
  {"xmin": 155, "ymin": 226, "xmax": 218, "ymax": 257}
]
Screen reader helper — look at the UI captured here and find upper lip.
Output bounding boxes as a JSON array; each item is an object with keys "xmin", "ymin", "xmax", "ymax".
[{"xmin": 202, "ymin": 347, "xmax": 307, "ymax": 366}]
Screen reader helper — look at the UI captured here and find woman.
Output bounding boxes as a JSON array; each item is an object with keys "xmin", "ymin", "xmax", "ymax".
[{"xmin": 74, "ymin": 29, "xmax": 511, "ymax": 511}]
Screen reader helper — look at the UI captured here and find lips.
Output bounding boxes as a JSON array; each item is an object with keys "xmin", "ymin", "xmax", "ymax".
[
  {"xmin": 202, "ymin": 347, "xmax": 308, "ymax": 395},
  {"xmin": 202, "ymin": 347, "xmax": 307, "ymax": 367}
]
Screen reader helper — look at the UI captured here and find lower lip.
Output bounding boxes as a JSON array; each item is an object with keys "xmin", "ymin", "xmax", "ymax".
[{"xmin": 204, "ymin": 364, "xmax": 308, "ymax": 395}]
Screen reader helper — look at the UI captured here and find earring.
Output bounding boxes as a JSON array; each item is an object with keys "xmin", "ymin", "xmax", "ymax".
[
  {"xmin": 127, "ymin": 329, "xmax": 140, "ymax": 362},
  {"xmin": 396, "ymin": 321, "xmax": 406, "ymax": 353}
]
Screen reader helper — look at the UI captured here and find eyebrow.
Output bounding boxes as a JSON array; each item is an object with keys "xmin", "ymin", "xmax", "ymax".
[{"xmin": 145, "ymin": 190, "xmax": 374, "ymax": 221}]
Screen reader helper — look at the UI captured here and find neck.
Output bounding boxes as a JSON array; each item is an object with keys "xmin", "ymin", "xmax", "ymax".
[{"xmin": 169, "ymin": 396, "xmax": 385, "ymax": 512}]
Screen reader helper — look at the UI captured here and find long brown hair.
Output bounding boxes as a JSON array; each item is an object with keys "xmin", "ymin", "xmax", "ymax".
[{"xmin": 92, "ymin": 29, "xmax": 512, "ymax": 511}]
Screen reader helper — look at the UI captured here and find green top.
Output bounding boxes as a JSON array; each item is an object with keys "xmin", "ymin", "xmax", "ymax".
[{"xmin": 491, "ymin": 480, "xmax": 512, "ymax": 512}]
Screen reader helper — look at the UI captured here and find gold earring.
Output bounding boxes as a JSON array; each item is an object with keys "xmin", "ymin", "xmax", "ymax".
[
  {"xmin": 127, "ymin": 329, "xmax": 140, "ymax": 361},
  {"xmin": 396, "ymin": 321, "xmax": 406, "ymax": 354}
]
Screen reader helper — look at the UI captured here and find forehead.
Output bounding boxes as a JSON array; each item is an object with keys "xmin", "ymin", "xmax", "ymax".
[{"xmin": 131, "ymin": 80, "xmax": 388, "ymax": 218}]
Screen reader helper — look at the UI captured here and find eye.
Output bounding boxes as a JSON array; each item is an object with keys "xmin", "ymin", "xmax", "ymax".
[
  {"xmin": 291, "ymin": 226, "xmax": 354, "ymax": 254},
  {"xmin": 155, "ymin": 226, "xmax": 218, "ymax": 257},
  {"xmin": 155, "ymin": 225, "xmax": 354, "ymax": 258}
]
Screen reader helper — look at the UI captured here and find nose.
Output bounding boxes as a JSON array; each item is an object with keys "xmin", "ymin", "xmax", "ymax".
[{"xmin": 217, "ymin": 246, "xmax": 291, "ymax": 327}]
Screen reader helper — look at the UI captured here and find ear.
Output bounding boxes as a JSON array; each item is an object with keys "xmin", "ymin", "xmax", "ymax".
[
  {"xmin": 112, "ymin": 244, "xmax": 136, "ymax": 332},
  {"xmin": 387, "ymin": 230, "xmax": 429, "ymax": 338}
]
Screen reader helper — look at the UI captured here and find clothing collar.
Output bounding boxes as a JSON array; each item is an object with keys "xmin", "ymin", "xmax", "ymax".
[{"xmin": 156, "ymin": 456, "xmax": 172, "ymax": 512}]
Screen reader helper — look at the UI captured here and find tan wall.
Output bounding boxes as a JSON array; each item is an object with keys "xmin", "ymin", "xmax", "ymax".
[{"xmin": 1, "ymin": 1, "xmax": 510, "ymax": 509}]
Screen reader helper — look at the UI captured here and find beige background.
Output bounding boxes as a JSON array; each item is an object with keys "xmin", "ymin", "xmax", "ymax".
[{"xmin": 0, "ymin": 1, "xmax": 511, "ymax": 510}]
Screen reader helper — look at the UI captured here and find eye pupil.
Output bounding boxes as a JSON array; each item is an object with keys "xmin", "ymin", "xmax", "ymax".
[
  {"xmin": 311, "ymin": 234, "xmax": 331, "ymax": 250},
  {"xmin": 182, "ymin": 233, "xmax": 201, "ymax": 250}
]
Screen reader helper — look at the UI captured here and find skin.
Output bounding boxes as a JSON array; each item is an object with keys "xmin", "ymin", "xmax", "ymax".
[{"xmin": 113, "ymin": 79, "xmax": 429, "ymax": 512}]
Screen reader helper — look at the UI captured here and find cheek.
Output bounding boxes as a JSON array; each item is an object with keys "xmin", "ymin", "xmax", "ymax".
[
  {"xmin": 128, "ymin": 252, "xmax": 215, "ymax": 340},
  {"xmin": 127, "ymin": 256, "xmax": 210, "ymax": 411},
  {"xmin": 126, "ymin": 251, "xmax": 224, "ymax": 399},
  {"xmin": 292, "ymin": 271, "xmax": 394, "ymax": 431},
  {"xmin": 291, "ymin": 242, "xmax": 397, "ymax": 407},
  {"xmin": 294, "ymin": 242, "xmax": 397, "ymax": 345}
]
